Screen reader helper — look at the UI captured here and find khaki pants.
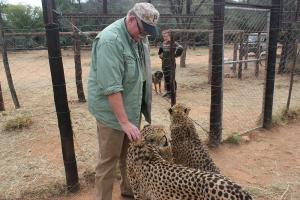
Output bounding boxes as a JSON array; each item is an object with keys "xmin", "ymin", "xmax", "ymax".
[{"xmin": 95, "ymin": 121, "xmax": 132, "ymax": 200}]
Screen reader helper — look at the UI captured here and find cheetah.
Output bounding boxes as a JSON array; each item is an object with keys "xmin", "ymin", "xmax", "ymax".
[
  {"xmin": 169, "ymin": 103, "xmax": 220, "ymax": 173},
  {"xmin": 127, "ymin": 140, "xmax": 253, "ymax": 200},
  {"xmin": 141, "ymin": 124, "xmax": 173, "ymax": 162}
]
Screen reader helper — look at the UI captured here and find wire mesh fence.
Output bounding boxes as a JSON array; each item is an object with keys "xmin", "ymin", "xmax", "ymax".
[
  {"xmin": 0, "ymin": 0, "xmax": 300, "ymax": 199},
  {"xmin": 222, "ymin": 6, "xmax": 270, "ymax": 135},
  {"xmin": 273, "ymin": 0, "xmax": 300, "ymax": 120}
]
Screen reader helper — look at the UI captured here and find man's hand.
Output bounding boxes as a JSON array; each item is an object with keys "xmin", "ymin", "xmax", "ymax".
[
  {"xmin": 107, "ymin": 92, "xmax": 141, "ymax": 142},
  {"xmin": 120, "ymin": 121, "xmax": 141, "ymax": 142}
]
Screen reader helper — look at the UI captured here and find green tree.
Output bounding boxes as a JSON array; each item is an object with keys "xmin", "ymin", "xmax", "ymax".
[{"xmin": 3, "ymin": 4, "xmax": 43, "ymax": 33}]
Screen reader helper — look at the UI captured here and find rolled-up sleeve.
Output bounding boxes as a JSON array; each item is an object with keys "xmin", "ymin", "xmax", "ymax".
[{"xmin": 95, "ymin": 40, "xmax": 124, "ymax": 95}]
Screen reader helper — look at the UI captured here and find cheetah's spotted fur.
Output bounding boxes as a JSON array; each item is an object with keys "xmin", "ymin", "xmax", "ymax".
[
  {"xmin": 169, "ymin": 103, "xmax": 220, "ymax": 173},
  {"xmin": 127, "ymin": 140, "xmax": 253, "ymax": 200}
]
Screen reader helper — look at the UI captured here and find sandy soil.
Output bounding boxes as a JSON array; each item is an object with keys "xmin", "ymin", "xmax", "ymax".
[
  {"xmin": 0, "ymin": 47, "xmax": 300, "ymax": 199},
  {"xmin": 54, "ymin": 121, "xmax": 300, "ymax": 200}
]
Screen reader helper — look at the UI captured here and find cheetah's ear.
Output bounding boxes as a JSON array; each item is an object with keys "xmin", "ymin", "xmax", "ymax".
[
  {"xmin": 168, "ymin": 108, "xmax": 172, "ymax": 114},
  {"xmin": 184, "ymin": 107, "xmax": 191, "ymax": 115}
]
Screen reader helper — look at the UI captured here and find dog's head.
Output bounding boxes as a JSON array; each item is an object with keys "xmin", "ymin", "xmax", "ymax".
[{"xmin": 153, "ymin": 71, "xmax": 163, "ymax": 80}]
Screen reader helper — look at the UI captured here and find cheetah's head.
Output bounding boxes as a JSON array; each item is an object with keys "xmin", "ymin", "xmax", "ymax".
[
  {"xmin": 129, "ymin": 140, "xmax": 161, "ymax": 164},
  {"xmin": 168, "ymin": 103, "xmax": 191, "ymax": 123},
  {"xmin": 141, "ymin": 124, "xmax": 169, "ymax": 147}
]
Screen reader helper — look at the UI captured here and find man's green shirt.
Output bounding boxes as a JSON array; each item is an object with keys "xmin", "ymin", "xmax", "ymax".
[{"xmin": 88, "ymin": 18, "xmax": 151, "ymax": 130}]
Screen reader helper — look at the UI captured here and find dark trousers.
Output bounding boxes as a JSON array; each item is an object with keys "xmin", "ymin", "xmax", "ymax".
[{"xmin": 162, "ymin": 65, "xmax": 177, "ymax": 93}]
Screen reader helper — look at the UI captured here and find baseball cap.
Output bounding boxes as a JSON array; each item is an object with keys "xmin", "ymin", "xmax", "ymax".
[{"xmin": 132, "ymin": 3, "xmax": 160, "ymax": 37}]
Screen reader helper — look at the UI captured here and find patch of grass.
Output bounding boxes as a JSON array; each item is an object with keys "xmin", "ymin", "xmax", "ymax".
[
  {"xmin": 0, "ymin": 111, "xmax": 8, "ymax": 116},
  {"xmin": 246, "ymin": 186, "xmax": 268, "ymax": 199},
  {"xmin": 256, "ymin": 107, "xmax": 300, "ymax": 127},
  {"xmin": 224, "ymin": 133, "xmax": 244, "ymax": 145},
  {"xmin": 246, "ymin": 181, "xmax": 295, "ymax": 200},
  {"xmin": 3, "ymin": 115, "xmax": 33, "ymax": 131},
  {"xmin": 272, "ymin": 107, "xmax": 300, "ymax": 126}
]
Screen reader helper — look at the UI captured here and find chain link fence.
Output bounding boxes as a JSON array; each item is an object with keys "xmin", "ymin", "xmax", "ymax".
[
  {"xmin": 1, "ymin": 0, "xmax": 300, "ymax": 199},
  {"xmin": 223, "ymin": 5, "xmax": 270, "ymax": 135},
  {"xmin": 273, "ymin": 0, "xmax": 300, "ymax": 121}
]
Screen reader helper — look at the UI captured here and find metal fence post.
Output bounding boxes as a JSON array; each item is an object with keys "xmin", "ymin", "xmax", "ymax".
[
  {"xmin": 263, "ymin": 0, "xmax": 281, "ymax": 129},
  {"xmin": 170, "ymin": 32, "xmax": 176, "ymax": 106},
  {"xmin": 41, "ymin": 0, "xmax": 79, "ymax": 192},
  {"xmin": 209, "ymin": 0, "xmax": 225, "ymax": 147}
]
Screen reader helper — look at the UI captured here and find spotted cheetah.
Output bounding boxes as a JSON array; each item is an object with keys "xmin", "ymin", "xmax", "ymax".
[
  {"xmin": 141, "ymin": 124, "xmax": 173, "ymax": 162},
  {"xmin": 127, "ymin": 140, "xmax": 253, "ymax": 200},
  {"xmin": 169, "ymin": 103, "xmax": 220, "ymax": 173}
]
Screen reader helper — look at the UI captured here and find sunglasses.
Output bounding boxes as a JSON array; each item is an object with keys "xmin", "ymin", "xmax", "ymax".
[{"xmin": 135, "ymin": 17, "xmax": 148, "ymax": 37}]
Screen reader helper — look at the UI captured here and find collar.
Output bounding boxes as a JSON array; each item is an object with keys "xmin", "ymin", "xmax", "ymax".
[{"xmin": 123, "ymin": 17, "xmax": 137, "ymax": 44}]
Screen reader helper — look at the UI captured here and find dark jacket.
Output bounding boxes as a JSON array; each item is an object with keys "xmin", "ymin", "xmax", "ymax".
[{"xmin": 158, "ymin": 41, "xmax": 183, "ymax": 68}]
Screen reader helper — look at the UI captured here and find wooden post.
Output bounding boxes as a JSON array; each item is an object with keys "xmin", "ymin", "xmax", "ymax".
[
  {"xmin": 286, "ymin": 0, "xmax": 300, "ymax": 111},
  {"xmin": 0, "ymin": 10, "xmax": 20, "ymax": 109},
  {"xmin": 238, "ymin": 32, "xmax": 244, "ymax": 79},
  {"xmin": 103, "ymin": 0, "xmax": 107, "ymax": 14},
  {"xmin": 208, "ymin": 32, "xmax": 213, "ymax": 83},
  {"xmin": 169, "ymin": 32, "xmax": 176, "ymax": 106},
  {"xmin": 71, "ymin": 17, "xmax": 86, "ymax": 102},
  {"xmin": 232, "ymin": 35, "xmax": 238, "ymax": 74},
  {"xmin": 286, "ymin": 41, "xmax": 299, "ymax": 112},
  {"xmin": 244, "ymin": 33, "xmax": 249, "ymax": 70},
  {"xmin": 255, "ymin": 32, "xmax": 261, "ymax": 77},
  {"xmin": 0, "ymin": 81, "xmax": 4, "ymax": 111},
  {"xmin": 41, "ymin": 0, "xmax": 79, "ymax": 192}
]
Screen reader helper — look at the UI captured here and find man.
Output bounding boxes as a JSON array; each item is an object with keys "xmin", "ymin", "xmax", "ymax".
[
  {"xmin": 158, "ymin": 30, "xmax": 183, "ymax": 98},
  {"xmin": 88, "ymin": 3, "xmax": 159, "ymax": 200}
]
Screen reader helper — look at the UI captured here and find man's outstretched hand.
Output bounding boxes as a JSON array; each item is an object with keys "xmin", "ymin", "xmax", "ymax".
[{"xmin": 120, "ymin": 121, "xmax": 141, "ymax": 142}]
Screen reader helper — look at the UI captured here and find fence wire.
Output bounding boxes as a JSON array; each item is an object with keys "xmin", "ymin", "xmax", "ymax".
[
  {"xmin": 222, "ymin": 6, "xmax": 270, "ymax": 135},
  {"xmin": 273, "ymin": 0, "xmax": 300, "ymax": 119},
  {"xmin": 0, "ymin": 1, "xmax": 300, "ymax": 199}
]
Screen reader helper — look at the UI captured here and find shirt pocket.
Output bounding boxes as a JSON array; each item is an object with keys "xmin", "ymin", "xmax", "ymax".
[{"xmin": 124, "ymin": 54, "xmax": 137, "ymax": 81}]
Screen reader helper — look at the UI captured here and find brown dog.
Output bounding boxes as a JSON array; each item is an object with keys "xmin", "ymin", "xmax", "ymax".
[{"xmin": 152, "ymin": 71, "xmax": 163, "ymax": 94}]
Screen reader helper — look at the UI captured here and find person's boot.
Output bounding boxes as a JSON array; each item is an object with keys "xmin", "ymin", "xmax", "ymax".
[
  {"xmin": 162, "ymin": 91, "xmax": 170, "ymax": 97},
  {"xmin": 162, "ymin": 91, "xmax": 171, "ymax": 99}
]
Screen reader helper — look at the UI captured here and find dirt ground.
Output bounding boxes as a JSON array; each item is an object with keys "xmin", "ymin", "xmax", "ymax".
[
  {"xmin": 0, "ymin": 47, "xmax": 300, "ymax": 199},
  {"xmin": 55, "ymin": 121, "xmax": 300, "ymax": 200}
]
